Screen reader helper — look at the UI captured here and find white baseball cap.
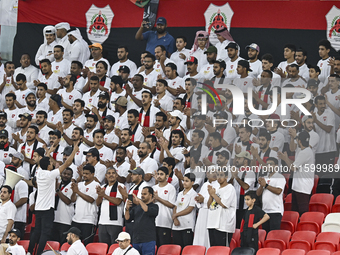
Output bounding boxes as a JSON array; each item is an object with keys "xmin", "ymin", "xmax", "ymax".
[
  {"xmin": 169, "ymin": 110, "xmax": 183, "ymax": 121},
  {"xmin": 116, "ymin": 232, "xmax": 131, "ymax": 241}
]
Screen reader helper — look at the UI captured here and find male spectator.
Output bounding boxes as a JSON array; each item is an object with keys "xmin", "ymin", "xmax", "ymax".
[
  {"xmin": 278, "ymin": 131, "xmax": 315, "ymax": 215},
  {"xmin": 27, "ymin": 145, "xmax": 77, "ymax": 255},
  {"xmin": 1, "ymin": 228, "xmax": 26, "ymax": 255},
  {"xmin": 12, "ymin": 113, "xmax": 32, "ymax": 150},
  {"xmin": 253, "ymin": 70, "xmax": 273, "ymax": 111},
  {"xmin": 84, "ymin": 43, "xmax": 110, "ymax": 75},
  {"xmin": 295, "ymin": 48, "xmax": 309, "ymax": 81},
  {"xmin": 35, "ymin": 25, "xmax": 57, "ymax": 65},
  {"xmin": 47, "ymin": 129, "xmax": 64, "ymax": 164},
  {"xmin": 55, "ymin": 22, "xmax": 71, "ymax": 59},
  {"xmin": 161, "ymin": 157, "xmax": 179, "ymax": 193},
  {"xmin": 47, "ymin": 94, "xmax": 63, "ymax": 129},
  {"xmin": 125, "ymin": 187, "xmax": 159, "ymax": 255},
  {"xmin": 110, "ymin": 46, "xmax": 137, "ymax": 77},
  {"xmin": 170, "ymin": 36, "xmax": 190, "ymax": 77},
  {"xmin": 14, "ymin": 53, "xmax": 39, "ymax": 90},
  {"xmin": 14, "ymin": 74, "xmax": 31, "ymax": 108},
  {"xmin": 10, "ymin": 152, "xmax": 30, "ymax": 179},
  {"xmin": 61, "ymin": 147, "xmax": 78, "ymax": 180},
  {"xmin": 282, "ymin": 64, "xmax": 307, "ymax": 88},
  {"xmin": 34, "ymin": 59, "xmax": 60, "ymax": 95},
  {"xmin": 71, "ymin": 61, "xmax": 86, "ymax": 93},
  {"xmin": 114, "ymin": 97, "xmax": 129, "ymax": 130},
  {"xmin": 4, "ymin": 93, "xmax": 19, "ymax": 130},
  {"xmin": 83, "ymin": 61, "xmax": 110, "ymax": 93},
  {"xmin": 190, "ymin": 113, "xmax": 209, "ymax": 144},
  {"xmin": 58, "ymin": 74, "xmax": 82, "ymax": 110},
  {"xmin": 265, "ymin": 114, "xmax": 285, "ymax": 152},
  {"xmin": 103, "ymin": 115, "xmax": 119, "ymax": 151},
  {"xmin": 211, "ymin": 59, "xmax": 226, "ymax": 86},
  {"xmin": 82, "ymin": 76, "xmax": 101, "ymax": 111},
  {"xmin": 256, "ymin": 157, "xmax": 285, "ymax": 232},
  {"xmin": 229, "ymin": 151, "xmax": 256, "ymax": 228},
  {"xmin": 255, "ymin": 53, "xmax": 281, "ymax": 87},
  {"xmin": 113, "ymin": 129, "xmax": 139, "ymax": 164},
  {"xmin": 140, "ymin": 54, "xmax": 158, "ymax": 94},
  {"xmin": 52, "ymin": 45, "xmax": 71, "ymax": 78},
  {"xmin": 53, "ymin": 167, "xmax": 74, "ymax": 243},
  {"xmin": 246, "ymin": 43, "xmax": 262, "ymax": 78},
  {"xmin": 325, "ymin": 74, "xmax": 340, "ymax": 127},
  {"xmin": 138, "ymin": 91, "xmax": 160, "ymax": 128},
  {"xmin": 203, "ymin": 132, "xmax": 226, "ymax": 166},
  {"xmin": 57, "ymin": 109, "xmax": 77, "ymax": 148},
  {"xmin": 110, "ymin": 76, "xmax": 126, "ymax": 110},
  {"xmin": 190, "ymin": 32, "xmax": 209, "ymax": 72},
  {"xmin": 172, "ymin": 173, "xmax": 197, "ymax": 249},
  {"xmin": 113, "ymin": 147, "xmax": 130, "ymax": 184},
  {"xmin": 83, "ymin": 147, "xmax": 106, "ymax": 184},
  {"xmin": 154, "ymin": 45, "xmax": 175, "ymax": 76},
  {"xmin": 112, "ymin": 232, "xmax": 140, "ymax": 255},
  {"xmin": 96, "ymin": 168, "xmax": 124, "ymax": 246},
  {"xmin": 215, "ymin": 27, "xmax": 234, "ymax": 62},
  {"xmin": 72, "ymin": 99, "xmax": 86, "ymax": 129},
  {"xmin": 36, "ymin": 83, "xmax": 49, "ymax": 110},
  {"xmin": 126, "ymin": 74, "xmax": 146, "ymax": 110},
  {"xmin": 0, "ymin": 185, "xmax": 17, "ymax": 244},
  {"xmin": 152, "ymin": 167, "xmax": 176, "ymax": 247},
  {"xmin": 164, "ymin": 63, "xmax": 184, "ymax": 99},
  {"xmin": 0, "ymin": 129, "xmax": 16, "ymax": 165},
  {"xmin": 70, "ymin": 127, "xmax": 88, "ymax": 166},
  {"xmin": 153, "ymin": 79, "xmax": 173, "ymax": 112},
  {"xmin": 127, "ymin": 109, "xmax": 143, "ymax": 147},
  {"xmin": 317, "ymin": 39, "xmax": 332, "ymax": 83},
  {"xmin": 91, "ymin": 91, "xmax": 114, "ymax": 129},
  {"xmin": 65, "ymin": 227, "xmax": 88, "ymax": 255},
  {"xmin": 234, "ymin": 60, "xmax": 253, "ymax": 94},
  {"xmin": 225, "ymin": 42, "xmax": 243, "ymax": 83},
  {"xmin": 0, "ymin": 61, "xmax": 17, "ymax": 109},
  {"xmin": 161, "ymin": 110, "xmax": 183, "ymax": 141},
  {"xmin": 313, "ymin": 95, "xmax": 336, "ymax": 175},
  {"xmin": 67, "ymin": 28, "xmax": 90, "ymax": 64},
  {"xmin": 91, "ymin": 129, "xmax": 114, "ymax": 164},
  {"xmin": 183, "ymin": 57, "xmax": 202, "ymax": 83},
  {"xmin": 189, "ymin": 129, "xmax": 209, "ymax": 164},
  {"xmin": 231, "ymin": 125, "xmax": 259, "ymax": 162},
  {"xmin": 275, "ymin": 44, "xmax": 297, "ymax": 78},
  {"xmin": 198, "ymin": 46, "xmax": 217, "ymax": 80},
  {"xmin": 135, "ymin": 17, "xmax": 175, "ymax": 56},
  {"xmin": 71, "ymin": 164, "xmax": 99, "ymax": 245}
]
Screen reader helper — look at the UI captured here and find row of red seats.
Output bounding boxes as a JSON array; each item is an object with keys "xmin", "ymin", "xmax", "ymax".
[{"xmin": 258, "ymin": 247, "xmax": 340, "ymax": 255}]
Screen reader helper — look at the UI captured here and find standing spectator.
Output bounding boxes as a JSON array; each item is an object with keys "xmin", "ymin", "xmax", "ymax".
[
  {"xmin": 246, "ymin": 43, "xmax": 262, "ymax": 78},
  {"xmin": 170, "ymin": 36, "xmax": 190, "ymax": 77},
  {"xmin": 317, "ymin": 39, "xmax": 332, "ymax": 83},
  {"xmin": 67, "ymin": 28, "xmax": 90, "ymax": 65},
  {"xmin": 172, "ymin": 173, "xmax": 197, "ymax": 249},
  {"xmin": 51, "ymin": 45, "xmax": 71, "ymax": 78},
  {"xmin": 14, "ymin": 74, "xmax": 33, "ymax": 108},
  {"xmin": 14, "ymin": 54, "xmax": 39, "ymax": 90},
  {"xmin": 65, "ymin": 227, "xmax": 88, "ymax": 255},
  {"xmin": 189, "ymin": 31, "xmax": 209, "ymax": 72},
  {"xmin": 0, "ymin": 62, "xmax": 17, "ymax": 110},
  {"xmin": 35, "ymin": 25, "xmax": 57, "ymax": 65},
  {"xmin": 112, "ymin": 232, "xmax": 140, "ymax": 255},
  {"xmin": 55, "ymin": 22, "xmax": 71, "ymax": 60},
  {"xmin": 84, "ymin": 43, "xmax": 110, "ymax": 75},
  {"xmin": 256, "ymin": 157, "xmax": 285, "ymax": 232},
  {"xmin": 0, "ymin": 185, "xmax": 17, "ymax": 244},
  {"xmin": 152, "ymin": 167, "xmax": 176, "ymax": 247},
  {"xmin": 96, "ymin": 168, "xmax": 124, "ymax": 246},
  {"xmin": 275, "ymin": 44, "xmax": 296, "ymax": 78},
  {"xmin": 83, "ymin": 148, "xmax": 106, "ymax": 185},
  {"xmin": 214, "ymin": 27, "xmax": 234, "ymax": 62},
  {"xmin": 135, "ymin": 17, "xmax": 175, "ymax": 57},
  {"xmin": 110, "ymin": 46, "xmax": 137, "ymax": 78},
  {"xmin": 125, "ymin": 187, "xmax": 159, "ymax": 255},
  {"xmin": 198, "ymin": 46, "xmax": 217, "ymax": 80},
  {"xmin": 295, "ymin": 48, "xmax": 309, "ymax": 81},
  {"xmin": 225, "ymin": 42, "xmax": 243, "ymax": 83}
]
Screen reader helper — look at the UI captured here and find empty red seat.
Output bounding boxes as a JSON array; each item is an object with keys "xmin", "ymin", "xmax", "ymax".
[
  {"xmin": 108, "ymin": 244, "xmax": 119, "ymax": 254},
  {"xmin": 258, "ymin": 229, "xmax": 266, "ymax": 249},
  {"xmin": 232, "ymin": 229, "xmax": 241, "ymax": 247},
  {"xmin": 44, "ymin": 241, "xmax": 60, "ymax": 251},
  {"xmin": 182, "ymin": 245, "xmax": 206, "ymax": 255},
  {"xmin": 306, "ymin": 251, "xmax": 330, "ymax": 255},
  {"xmin": 229, "ymin": 238, "xmax": 237, "ymax": 251},
  {"xmin": 332, "ymin": 252, "xmax": 340, "ymax": 255},
  {"xmin": 297, "ymin": 212, "xmax": 324, "ymax": 234},
  {"xmin": 312, "ymin": 175, "xmax": 319, "ymax": 195},
  {"xmin": 313, "ymin": 232, "xmax": 340, "ymax": 254},
  {"xmin": 335, "ymin": 195, "xmax": 340, "ymax": 204},
  {"xmin": 282, "ymin": 249, "xmax": 306, "ymax": 255},
  {"xmin": 60, "ymin": 242, "xmax": 71, "ymax": 251},
  {"xmin": 156, "ymin": 244, "xmax": 181, "ymax": 255},
  {"xmin": 332, "ymin": 204, "xmax": 340, "ymax": 213},
  {"xmin": 285, "ymin": 193, "xmax": 292, "ymax": 211},
  {"xmin": 17, "ymin": 240, "xmax": 29, "ymax": 252},
  {"xmin": 309, "ymin": 193, "xmax": 334, "ymax": 216},
  {"xmin": 257, "ymin": 248, "xmax": 280, "ymax": 255},
  {"xmin": 264, "ymin": 230, "xmax": 291, "ymax": 252},
  {"xmin": 288, "ymin": 231, "xmax": 316, "ymax": 253},
  {"xmin": 206, "ymin": 246, "xmax": 230, "ymax": 255},
  {"xmin": 281, "ymin": 211, "xmax": 299, "ymax": 233},
  {"xmin": 86, "ymin": 243, "xmax": 108, "ymax": 255}
]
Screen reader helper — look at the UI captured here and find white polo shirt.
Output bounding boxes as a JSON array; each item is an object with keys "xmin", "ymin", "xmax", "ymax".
[
  {"xmin": 110, "ymin": 59, "xmax": 137, "ymax": 78},
  {"xmin": 57, "ymin": 88, "xmax": 82, "ymax": 107},
  {"xmin": 153, "ymin": 183, "xmax": 176, "ymax": 229},
  {"xmin": 140, "ymin": 69, "xmax": 158, "ymax": 89},
  {"xmin": 262, "ymin": 172, "xmax": 286, "ymax": 215},
  {"xmin": 127, "ymin": 88, "xmax": 147, "ymax": 110},
  {"xmin": 54, "ymin": 181, "xmax": 74, "ymax": 225},
  {"xmin": 67, "ymin": 239, "xmax": 88, "ymax": 255},
  {"xmin": 52, "ymin": 58, "xmax": 71, "ymax": 78},
  {"xmin": 36, "ymin": 168, "xmax": 60, "ymax": 211},
  {"xmin": 0, "ymin": 200, "xmax": 16, "ymax": 239},
  {"xmin": 314, "ymin": 108, "xmax": 336, "ymax": 153},
  {"xmin": 135, "ymin": 156, "xmax": 158, "ymax": 186},
  {"xmin": 165, "ymin": 76, "xmax": 184, "ymax": 99},
  {"xmin": 13, "ymin": 180, "xmax": 28, "ymax": 223},
  {"xmin": 94, "ymin": 161, "xmax": 107, "ymax": 185}
]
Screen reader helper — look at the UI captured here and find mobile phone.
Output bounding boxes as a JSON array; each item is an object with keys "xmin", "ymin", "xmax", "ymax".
[{"xmin": 128, "ymin": 194, "xmax": 133, "ymax": 201}]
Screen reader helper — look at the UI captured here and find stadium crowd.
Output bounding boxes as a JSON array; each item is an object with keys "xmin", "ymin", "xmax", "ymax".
[{"xmin": 0, "ymin": 16, "xmax": 339, "ymax": 255}]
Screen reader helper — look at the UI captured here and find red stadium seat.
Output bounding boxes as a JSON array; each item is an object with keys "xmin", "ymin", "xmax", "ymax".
[
  {"xmin": 313, "ymin": 232, "xmax": 340, "ymax": 254},
  {"xmin": 332, "ymin": 252, "xmax": 340, "ymax": 255},
  {"xmin": 60, "ymin": 242, "xmax": 71, "ymax": 251},
  {"xmin": 258, "ymin": 229, "xmax": 266, "ymax": 249},
  {"xmin": 86, "ymin": 243, "xmax": 108, "ymax": 255},
  {"xmin": 282, "ymin": 249, "xmax": 306, "ymax": 255},
  {"xmin": 297, "ymin": 212, "xmax": 324, "ymax": 234},
  {"xmin": 156, "ymin": 245, "xmax": 181, "ymax": 255},
  {"xmin": 285, "ymin": 193, "xmax": 292, "ymax": 211},
  {"xmin": 206, "ymin": 246, "xmax": 230, "ymax": 255},
  {"xmin": 332, "ymin": 204, "xmax": 340, "ymax": 213},
  {"xmin": 44, "ymin": 241, "xmax": 60, "ymax": 251},
  {"xmin": 335, "ymin": 195, "xmax": 340, "ymax": 204},
  {"xmin": 309, "ymin": 193, "xmax": 334, "ymax": 216},
  {"xmin": 17, "ymin": 240, "xmax": 29, "ymax": 252},
  {"xmin": 306, "ymin": 251, "xmax": 330, "ymax": 255},
  {"xmin": 288, "ymin": 231, "xmax": 316, "ymax": 253},
  {"xmin": 281, "ymin": 211, "xmax": 299, "ymax": 233},
  {"xmin": 312, "ymin": 175, "xmax": 319, "ymax": 195},
  {"xmin": 181, "ymin": 245, "xmax": 206, "ymax": 255},
  {"xmin": 108, "ymin": 243, "xmax": 119, "ymax": 254},
  {"xmin": 232, "ymin": 229, "xmax": 241, "ymax": 247},
  {"xmin": 230, "ymin": 238, "xmax": 237, "ymax": 252},
  {"xmin": 23, "ymin": 224, "xmax": 32, "ymax": 240},
  {"xmin": 282, "ymin": 173, "xmax": 290, "ymax": 195},
  {"xmin": 264, "ymin": 230, "xmax": 291, "ymax": 252},
  {"xmin": 256, "ymin": 248, "xmax": 280, "ymax": 255}
]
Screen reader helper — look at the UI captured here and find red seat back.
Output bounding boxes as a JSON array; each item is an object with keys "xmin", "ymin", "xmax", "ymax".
[
  {"xmin": 306, "ymin": 251, "xmax": 330, "ymax": 255},
  {"xmin": 257, "ymin": 248, "xmax": 281, "ymax": 255},
  {"xmin": 43, "ymin": 241, "xmax": 60, "ymax": 251},
  {"xmin": 60, "ymin": 242, "xmax": 71, "ymax": 251},
  {"xmin": 289, "ymin": 231, "xmax": 316, "ymax": 253},
  {"xmin": 108, "ymin": 243, "xmax": 119, "ymax": 254},
  {"xmin": 309, "ymin": 193, "xmax": 334, "ymax": 215},
  {"xmin": 281, "ymin": 211, "xmax": 299, "ymax": 233},
  {"xmin": 258, "ymin": 229, "xmax": 266, "ymax": 248},
  {"xmin": 282, "ymin": 249, "xmax": 306, "ymax": 255},
  {"xmin": 312, "ymin": 175, "xmax": 319, "ymax": 195},
  {"xmin": 297, "ymin": 212, "xmax": 324, "ymax": 233},
  {"xmin": 284, "ymin": 193, "xmax": 292, "ymax": 211},
  {"xmin": 206, "ymin": 246, "xmax": 230, "ymax": 255},
  {"xmin": 86, "ymin": 243, "xmax": 108, "ymax": 255},
  {"xmin": 232, "ymin": 229, "xmax": 241, "ymax": 247},
  {"xmin": 156, "ymin": 244, "xmax": 181, "ymax": 255},
  {"xmin": 181, "ymin": 245, "xmax": 206, "ymax": 255},
  {"xmin": 17, "ymin": 240, "xmax": 29, "ymax": 252},
  {"xmin": 264, "ymin": 230, "xmax": 291, "ymax": 252}
]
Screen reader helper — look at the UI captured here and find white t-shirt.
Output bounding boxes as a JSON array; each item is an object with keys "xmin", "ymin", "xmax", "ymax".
[
  {"xmin": 277, "ymin": 60, "xmax": 297, "ymax": 77},
  {"xmin": 6, "ymin": 243, "xmax": 26, "ymax": 255},
  {"xmin": 39, "ymin": 72, "xmax": 60, "ymax": 91},
  {"xmin": 153, "ymin": 183, "xmax": 176, "ymax": 229},
  {"xmin": 207, "ymin": 184, "xmax": 237, "ymax": 233},
  {"xmin": 140, "ymin": 69, "xmax": 158, "ymax": 89},
  {"xmin": 114, "ymin": 161, "xmax": 130, "ymax": 180},
  {"xmin": 233, "ymin": 76, "xmax": 253, "ymax": 94},
  {"xmin": 14, "ymin": 65, "xmax": 39, "ymax": 91},
  {"xmin": 52, "ymin": 58, "xmax": 71, "ymax": 78},
  {"xmin": 225, "ymin": 57, "xmax": 244, "ymax": 82},
  {"xmin": 110, "ymin": 90, "xmax": 126, "ymax": 110},
  {"xmin": 13, "ymin": 180, "xmax": 28, "ymax": 223},
  {"xmin": 0, "ymin": 147, "xmax": 17, "ymax": 166},
  {"xmin": 84, "ymin": 58, "xmax": 111, "ymax": 76},
  {"xmin": 110, "ymin": 59, "xmax": 137, "ymax": 78},
  {"xmin": 60, "ymin": 123, "xmax": 76, "ymax": 148},
  {"xmin": 36, "ymin": 168, "xmax": 60, "ymax": 211},
  {"xmin": 248, "ymin": 59, "xmax": 262, "ymax": 78},
  {"xmin": 82, "ymin": 90, "xmax": 100, "ymax": 110},
  {"xmin": 170, "ymin": 48, "xmax": 191, "ymax": 77},
  {"xmin": 231, "ymin": 170, "xmax": 256, "ymax": 209},
  {"xmin": 292, "ymin": 147, "xmax": 315, "ymax": 194},
  {"xmin": 38, "ymin": 125, "xmax": 53, "ymax": 146},
  {"xmin": 104, "ymin": 131, "xmax": 119, "ymax": 145},
  {"xmin": 54, "ymin": 181, "xmax": 74, "ymax": 225},
  {"xmin": 48, "ymin": 109, "xmax": 63, "ymax": 124},
  {"xmin": 165, "ymin": 76, "xmax": 184, "ymax": 99},
  {"xmin": 269, "ymin": 130, "xmax": 285, "ymax": 152},
  {"xmin": 153, "ymin": 94, "xmax": 173, "ymax": 112},
  {"xmin": 172, "ymin": 188, "xmax": 197, "ymax": 231},
  {"xmin": 314, "ymin": 108, "xmax": 336, "ymax": 153},
  {"xmin": 67, "ymin": 240, "xmax": 88, "ymax": 255},
  {"xmin": 262, "ymin": 172, "xmax": 286, "ymax": 215},
  {"xmin": 317, "ymin": 57, "xmax": 331, "ymax": 84},
  {"xmin": 0, "ymin": 200, "xmax": 16, "ymax": 239},
  {"xmin": 198, "ymin": 63, "xmax": 214, "ymax": 80},
  {"xmin": 57, "ymin": 88, "xmax": 82, "ymax": 107},
  {"xmin": 326, "ymin": 89, "xmax": 340, "ymax": 129},
  {"xmin": 72, "ymin": 113, "xmax": 86, "ymax": 129},
  {"xmin": 15, "ymin": 88, "xmax": 31, "ymax": 107},
  {"xmin": 98, "ymin": 182, "xmax": 124, "ymax": 226},
  {"xmin": 4, "ymin": 108, "xmax": 19, "ymax": 130},
  {"xmin": 94, "ymin": 161, "xmax": 107, "ymax": 185},
  {"xmin": 72, "ymin": 180, "xmax": 99, "ymax": 225},
  {"xmin": 136, "ymin": 156, "xmax": 158, "ymax": 186}
]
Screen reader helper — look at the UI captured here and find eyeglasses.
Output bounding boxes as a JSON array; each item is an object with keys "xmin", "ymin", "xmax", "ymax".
[{"xmin": 86, "ymin": 154, "xmax": 93, "ymax": 158}]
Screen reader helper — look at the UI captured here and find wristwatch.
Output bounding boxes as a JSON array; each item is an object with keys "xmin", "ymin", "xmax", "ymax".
[{"xmin": 265, "ymin": 184, "xmax": 269, "ymax": 189}]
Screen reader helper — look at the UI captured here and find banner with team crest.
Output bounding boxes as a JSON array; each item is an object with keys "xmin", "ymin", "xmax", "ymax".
[
  {"xmin": 86, "ymin": 4, "xmax": 114, "ymax": 44},
  {"xmin": 326, "ymin": 5, "xmax": 340, "ymax": 51},
  {"xmin": 204, "ymin": 3, "xmax": 234, "ymax": 46}
]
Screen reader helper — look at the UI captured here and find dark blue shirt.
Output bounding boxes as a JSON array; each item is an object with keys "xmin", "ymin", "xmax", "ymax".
[{"xmin": 142, "ymin": 31, "xmax": 176, "ymax": 55}]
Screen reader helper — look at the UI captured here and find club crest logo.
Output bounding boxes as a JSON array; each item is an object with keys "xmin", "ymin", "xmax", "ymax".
[{"xmin": 326, "ymin": 6, "xmax": 340, "ymax": 51}]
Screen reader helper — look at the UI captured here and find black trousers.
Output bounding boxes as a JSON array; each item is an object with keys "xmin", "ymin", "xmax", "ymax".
[
  {"xmin": 291, "ymin": 190, "xmax": 310, "ymax": 216},
  {"xmin": 52, "ymin": 222, "xmax": 71, "ymax": 244},
  {"xmin": 71, "ymin": 221, "xmax": 95, "ymax": 246},
  {"xmin": 14, "ymin": 222, "xmax": 25, "ymax": 240},
  {"xmin": 236, "ymin": 209, "xmax": 245, "ymax": 229},
  {"xmin": 262, "ymin": 213, "xmax": 282, "ymax": 233},
  {"xmin": 98, "ymin": 224, "xmax": 122, "ymax": 247},
  {"xmin": 172, "ymin": 229, "xmax": 193, "ymax": 249},
  {"xmin": 315, "ymin": 152, "xmax": 336, "ymax": 177},
  {"xmin": 208, "ymin": 229, "xmax": 233, "ymax": 247},
  {"xmin": 28, "ymin": 208, "xmax": 54, "ymax": 255},
  {"xmin": 156, "ymin": 227, "xmax": 172, "ymax": 247}
]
